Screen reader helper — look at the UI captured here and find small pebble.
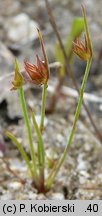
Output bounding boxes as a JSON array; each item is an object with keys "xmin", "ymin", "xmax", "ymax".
[
  {"xmin": 5, "ymin": 13, "xmax": 39, "ymax": 44},
  {"xmin": 57, "ymin": 134, "xmax": 64, "ymax": 143},
  {"xmin": 8, "ymin": 182, "xmax": 22, "ymax": 190},
  {"xmin": 10, "ymin": 159, "xmax": 27, "ymax": 172},
  {"xmin": 49, "ymin": 192, "xmax": 64, "ymax": 200},
  {"xmin": 36, "ymin": 194, "xmax": 47, "ymax": 200},
  {"xmin": 1, "ymin": 193, "xmax": 13, "ymax": 200},
  {"xmin": 28, "ymin": 191, "xmax": 37, "ymax": 200}
]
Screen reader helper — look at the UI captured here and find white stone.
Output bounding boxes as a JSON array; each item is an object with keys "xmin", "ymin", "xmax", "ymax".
[
  {"xmin": 57, "ymin": 133, "xmax": 64, "ymax": 143},
  {"xmin": 10, "ymin": 159, "xmax": 27, "ymax": 172},
  {"xmin": 1, "ymin": 193, "xmax": 13, "ymax": 200},
  {"xmin": 6, "ymin": 13, "xmax": 39, "ymax": 44},
  {"xmin": 8, "ymin": 182, "xmax": 22, "ymax": 190},
  {"xmin": 77, "ymin": 154, "xmax": 87, "ymax": 171},
  {"xmin": 36, "ymin": 193, "xmax": 47, "ymax": 200},
  {"xmin": 49, "ymin": 192, "xmax": 64, "ymax": 200},
  {"xmin": 28, "ymin": 191, "xmax": 37, "ymax": 199}
]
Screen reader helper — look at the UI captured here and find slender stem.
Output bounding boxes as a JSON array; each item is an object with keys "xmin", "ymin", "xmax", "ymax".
[
  {"xmin": 46, "ymin": 59, "xmax": 92, "ymax": 189},
  {"xmin": 31, "ymin": 111, "xmax": 45, "ymax": 189},
  {"xmin": 31, "ymin": 111, "xmax": 45, "ymax": 170},
  {"xmin": 19, "ymin": 87, "xmax": 37, "ymax": 176},
  {"xmin": 40, "ymin": 83, "xmax": 48, "ymax": 132}
]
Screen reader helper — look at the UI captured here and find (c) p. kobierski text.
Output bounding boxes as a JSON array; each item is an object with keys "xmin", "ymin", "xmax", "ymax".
[{"xmin": 31, "ymin": 203, "xmax": 75, "ymax": 213}]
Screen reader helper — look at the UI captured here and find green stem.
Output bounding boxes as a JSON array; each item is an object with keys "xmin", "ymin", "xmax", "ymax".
[
  {"xmin": 19, "ymin": 87, "xmax": 37, "ymax": 176},
  {"xmin": 31, "ymin": 111, "xmax": 45, "ymax": 172},
  {"xmin": 46, "ymin": 59, "xmax": 92, "ymax": 189},
  {"xmin": 40, "ymin": 83, "xmax": 47, "ymax": 132}
]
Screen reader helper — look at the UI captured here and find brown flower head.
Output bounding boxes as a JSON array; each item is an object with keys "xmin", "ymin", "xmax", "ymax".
[
  {"xmin": 24, "ymin": 55, "xmax": 49, "ymax": 85},
  {"xmin": 24, "ymin": 29, "xmax": 50, "ymax": 85},
  {"xmin": 73, "ymin": 34, "xmax": 91, "ymax": 60},
  {"xmin": 73, "ymin": 5, "xmax": 92, "ymax": 61}
]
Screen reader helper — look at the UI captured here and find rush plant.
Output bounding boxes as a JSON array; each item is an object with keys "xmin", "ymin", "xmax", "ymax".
[{"xmin": 6, "ymin": 6, "xmax": 92, "ymax": 193}]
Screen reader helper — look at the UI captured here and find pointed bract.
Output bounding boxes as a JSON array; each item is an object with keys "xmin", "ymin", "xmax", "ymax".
[
  {"xmin": 11, "ymin": 59, "xmax": 24, "ymax": 90},
  {"xmin": 82, "ymin": 5, "xmax": 92, "ymax": 57},
  {"xmin": 37, "ymin": 29, "xmax": 50, "ymax": 80}
]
